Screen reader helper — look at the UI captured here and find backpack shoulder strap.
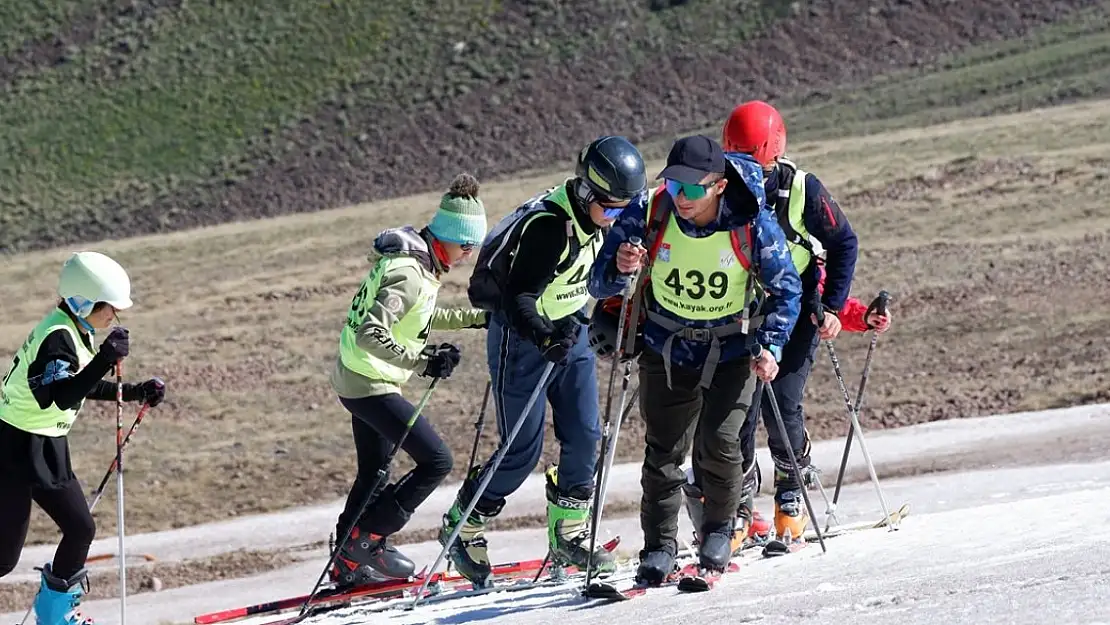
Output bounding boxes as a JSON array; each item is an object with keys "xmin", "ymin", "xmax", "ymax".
[
  {"xmin": 539, "ymin": 198, "xmax": 581, "ymax": 275},
  {"xmin": 771, "ymin": 160, "xmax": 817, "ymax": 257},
  {"xmin": 644, "ymin": 184, "xmax": 670, "ymax": 264},
  {"xmin": 729, "ymin": 224, "xmax": 753, "ymax": 272}
]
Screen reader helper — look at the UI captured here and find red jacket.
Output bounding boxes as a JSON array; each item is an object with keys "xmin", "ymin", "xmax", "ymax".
[
  {"xmin": 817, "ymin": 264, "xmax": 874, "ymax": 333},
  {"xmin": 839, "ymin": 297, "xmax": 873, "ymax": 333}
]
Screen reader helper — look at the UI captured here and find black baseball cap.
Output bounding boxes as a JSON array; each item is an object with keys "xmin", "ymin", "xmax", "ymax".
[{"xmin": 657, "ymin": 135, "xmax": 726, "ymax": 184}]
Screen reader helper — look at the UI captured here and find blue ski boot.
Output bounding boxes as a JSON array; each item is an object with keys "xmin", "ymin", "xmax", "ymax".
[{"xmin": 33, "ymin": 563, "xmax": 94, "ymax": 625}]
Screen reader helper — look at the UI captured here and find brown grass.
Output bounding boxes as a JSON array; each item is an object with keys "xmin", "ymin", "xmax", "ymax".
[{"xmin": 1, "ymin": 99, "xmax": 1108, "ymax": 547}]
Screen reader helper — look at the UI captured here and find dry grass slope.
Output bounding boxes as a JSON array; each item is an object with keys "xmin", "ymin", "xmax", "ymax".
[{"xmin": 2, "ymin": 98, "xmax": 1108, "ymax": 545}]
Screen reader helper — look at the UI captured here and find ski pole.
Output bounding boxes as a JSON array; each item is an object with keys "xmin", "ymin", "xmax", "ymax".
[
  {"xmin": 294, "ymin": 377, "xmax": 441, "ymax": 621},
  {"xmin": 16, "ymin": 400, "xmax": 153, "ymax": 625},
  {"xmin": 466, "ymin": 380, "xmax": 492, "ymax": 472},
  {"xmin": 411, "ymin": 362, "xmax": 556, "ymax": 610},
  {"xmin": 89, "ymin": 402, "xmax": 151, "ymax": 511},
  {"xmin": 825, "ymin": 342, "xmax": 894, "ymax": 530},
  {"xmin": 584, "ymin": 370, "xmax": 634, "ymax": 591},
  {"xmin": 764, "ymin": 382, "xmax": 826, "ymax": 553},
  {"xmin": 827, "ymin": 291, "xmax": 891, "ymax": 531},
  {"xmin": 536, "ymin": 383, "xmax": 640, "ymax": 586},
  {"xmin": 115, "ymin": 361, "xmax": 127, "ymax": 625},
  {"xmin": 584, "ymin": 237, "xmax": 641, "ymax": 590}
]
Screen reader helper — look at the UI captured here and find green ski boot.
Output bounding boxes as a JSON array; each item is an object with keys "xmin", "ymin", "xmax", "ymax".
[
  {"xmin": 544, "ymin": 466, "xmax": 616, "ymax": 574},
  {"xmin": 438, "ymin": 469, "xmax": 503, "ymax": 589}
]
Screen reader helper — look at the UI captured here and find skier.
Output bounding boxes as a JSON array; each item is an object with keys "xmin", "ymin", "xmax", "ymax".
[
  {"xmin": 682, "ymin": 287, "xmax": 893, "ymax": 552},
  {"xmin": 439, "ymin": 136, "xmax": 647, "ymax": 586},
  {"xmin": 709, "ymin": 99, "xmax": 870, "ymax": 544},
  {"xmin": 588, "ymin": 134, "xmax": 802, "ymax": 582},
  {"xmin": 328, "ymin": 173, "xmax": 490, "ymax": 588},
  {"xmin": 0, "ymin": 251, "xmax": 166, "ymax": 625}
]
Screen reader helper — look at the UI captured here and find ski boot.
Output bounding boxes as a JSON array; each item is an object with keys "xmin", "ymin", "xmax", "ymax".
[
  {"xmin": 697, "ymin": 520, "xmax": 735, "ymax": 572},
  {"xmin": 773, "ymin": 467, "xmax": 808, "ymax": 542},
  {"xmin": 439, "ymin": 468, "xmax": 503, "ymax": 588},
  {"xmin": 682, "ymin": 475, "xmax": 747, "ymax": 555},
  {"xmin": 543, "ymin": 466, "xmax": 616, "ymax": 574},
  {"xmin": 738, "ymin": 498, "xmax": 772, "ymax": 543},
  {"xmin": 330, "ymin": 527, "xmax": 415, "ymax": 588},
  {"xmin": 635, "ymin": 546, "xmax": 677, "ymax": 586},
  {"xmin": 33, "ymin": 563, "xmax": 93, "ymax": 625}
]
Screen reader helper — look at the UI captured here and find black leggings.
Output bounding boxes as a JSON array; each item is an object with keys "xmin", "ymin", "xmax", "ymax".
[
  {"xmin": 0, "ymin": 477, "xmax": 95, "ymax": 581},
  {"xmin": 337, "ymin": 393, "xmax": 453, "ymax": 538}
]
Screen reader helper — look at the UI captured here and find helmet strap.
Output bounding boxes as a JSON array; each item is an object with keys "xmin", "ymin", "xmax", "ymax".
[
  {"xmin": 63, "ymin": 298, "xmax": 98, "ymax": 334},
  {"xmin": 571, "ymin": 178, "xmax": 591, "ymax": 205},
  {"xmin": 64, "ymin": 296, "xmax": 94, "ymax": 318}
]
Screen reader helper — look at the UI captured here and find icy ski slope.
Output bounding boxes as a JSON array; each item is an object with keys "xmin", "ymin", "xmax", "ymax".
[
  {"xmin": 293, "ymin": 485, "xmax": 1110, "ymax": 625},
  {"xmin": 7, "ymin": 402, "xmax": 1109, "ymax": 583},
  {"xmin": 4, "ymin": 403, "xmax": 1110, "ymax": 625}
]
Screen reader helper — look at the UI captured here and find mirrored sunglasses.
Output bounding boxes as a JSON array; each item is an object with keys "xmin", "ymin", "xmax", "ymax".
[{"xmin": 665, "ymin": 178, "xmax": 713, "ymax": 201}]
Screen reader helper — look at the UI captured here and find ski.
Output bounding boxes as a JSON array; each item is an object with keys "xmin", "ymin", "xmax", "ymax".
[
  {"xmin": 585, "ymin": 559, "xmax": 741, "ymax": 601},
  {"xmin": 675, "ymin": 561, "xmax": 739, "ymax": 592},
  {"xmin": 580, "ymin": 565, "xmax": 655, "ymax": 602},
  {"xmin": 582, "ymin": 581, "xmax": 638, "ymax": 601},
  {"xmin": 761, "ymin": 538, "xmax": 806, "ymax": 558},
  {"xmin": 274, "ymin": 557, "xmax": 623, "ymax": 623},
  {"xmin": 762, "ymin": 502, "xmax": 912, "ymax": 558},
  {"xmin": 809, "ymin": 502, "xmax": 911, "ymax": 541},
  {"xmin": 195, "ymin": 536, "xmax": 622, "ymax": 624},
  {"xmin": 192, "ymin": 558, "xmax": 545, "ymax": 624}
]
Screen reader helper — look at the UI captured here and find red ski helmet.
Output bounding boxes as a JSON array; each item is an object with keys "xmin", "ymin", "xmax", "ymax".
[{"xmin": 721, "ymin": 100, "xmax": 787, "ymax": 168}]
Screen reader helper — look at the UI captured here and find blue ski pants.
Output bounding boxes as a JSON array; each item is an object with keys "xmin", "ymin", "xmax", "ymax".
[{"xmin": 475, "ymin": 312, "xmax": 601, "ymax": 508}]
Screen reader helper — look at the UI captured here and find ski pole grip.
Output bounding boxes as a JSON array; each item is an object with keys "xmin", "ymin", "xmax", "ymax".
[
  {"xmin": 621, "ymin": 236, "xmax": 644, "ymax": 278},
  {"xmin": 866, "ymin": 290, "xmax": 891, "ymax": 320}
]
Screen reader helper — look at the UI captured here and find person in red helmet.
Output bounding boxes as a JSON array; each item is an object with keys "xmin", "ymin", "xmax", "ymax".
[{"xmin": 687, "ymin": 99, "xmax": 875, "ymax": 547}]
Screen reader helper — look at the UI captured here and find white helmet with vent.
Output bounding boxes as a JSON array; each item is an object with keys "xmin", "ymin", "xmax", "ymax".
[{"xmin": 57, "ymin": 251, "xmax": 133, "ymax": 317}]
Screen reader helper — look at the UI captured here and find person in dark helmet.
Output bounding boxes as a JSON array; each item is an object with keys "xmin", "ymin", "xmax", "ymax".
[
  {"xmin": 589, "ymin": 135, "xmax": 802, "ymax": 583},
  {"xmin": 440, "ymin": 135, "xmax": 647, "ymax": 587}
]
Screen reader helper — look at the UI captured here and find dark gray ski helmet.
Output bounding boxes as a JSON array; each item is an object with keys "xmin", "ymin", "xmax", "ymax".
[{"xmin": 574, "ymin": 135, "xmax": 647, "ymax": 203}]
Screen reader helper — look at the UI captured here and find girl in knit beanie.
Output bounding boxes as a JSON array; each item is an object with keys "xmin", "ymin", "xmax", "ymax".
[
  {"xmin": 424, "ymin": 173, "xmax": 488, "ymax": 270},
  {"xmin": 325, "ymin": 173, "xmax": 489, "ymax": 588}
]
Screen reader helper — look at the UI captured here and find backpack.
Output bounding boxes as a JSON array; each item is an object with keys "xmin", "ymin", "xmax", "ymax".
[{"xmin": 467, "ymin": 186, "xmax": 582, "ymax": 312}]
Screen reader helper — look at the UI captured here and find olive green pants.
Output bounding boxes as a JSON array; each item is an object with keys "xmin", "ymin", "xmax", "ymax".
[{"xmin": 637, "ymin": 347, "xmax": 757, "ymax": 553}]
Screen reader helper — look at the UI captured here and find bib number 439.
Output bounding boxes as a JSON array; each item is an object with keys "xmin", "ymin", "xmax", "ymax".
[{"xmin": 662, "ymin": 268, "xmax": 728, "ymax": 300}]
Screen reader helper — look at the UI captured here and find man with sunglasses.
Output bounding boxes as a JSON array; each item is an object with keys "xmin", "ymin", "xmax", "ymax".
[
  {"xmin": 440, "ymin": 136, "xmax": 648, "ymax": 587},
  {"xmin": 588, "ymin": 135, "xmax": 801, "ymax": 582},
  {"xmin": 720, "ymin": 100, "xmax": 862, "ymax": 546}
]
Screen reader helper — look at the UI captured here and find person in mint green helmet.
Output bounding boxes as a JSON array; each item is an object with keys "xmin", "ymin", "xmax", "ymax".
[
  {"xmin": 439, "ymin": 136, "xmax": 648, "ymax": 587},
  {"xmin": 0, "ymin": 251, "xmax": 166, "ymax": 625},
  {"xmin": 327, "ymin": 173, "xmax": 490, "ymax": 589}
]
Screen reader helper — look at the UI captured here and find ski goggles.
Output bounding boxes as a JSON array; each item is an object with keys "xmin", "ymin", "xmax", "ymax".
[
  {"xmin": 576, "ymin": 178, "xmax": 631, "ymax": 218},
  {"xmin": 598, "ymin": 198, "xmax": 632, "ymax": 219},
  {"xmin": 665, "ymin": 178, "xmax": 714, "ymax": 201}
]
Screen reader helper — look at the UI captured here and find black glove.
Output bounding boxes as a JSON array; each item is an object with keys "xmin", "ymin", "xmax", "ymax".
[
  {"xmin": 98, "ymin": 327, "xmax": 130, "ymax": 361},
  {"xmin": 552, "ymin": 315, "xmax": 583, "ymax": 345},
  {"xmin": 125, "ymin": 377, "xmax": 166, "ymax": 407},
  {"xmin": 537, "ymin": 333, "xmax": 574, "ymax": 365},
  {"xmin": 421, "ymin": 343, "xmax": 462, "ymax": 379}
]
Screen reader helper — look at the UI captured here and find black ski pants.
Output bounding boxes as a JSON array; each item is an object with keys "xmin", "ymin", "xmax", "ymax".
[
  {"xmin": 337, "ymin": 393, "xmax": 453, "ymax": 538},
  {"xmin": 739, "ymin": 309, "xmax": 819, "ymax": 482},
  {"xmin": 638, "ymin": 347, "xmax": 757, "ymax": 554},
  {"xmin": 0, "ymin": 420, "xmax": 95, "ymax": 581}
]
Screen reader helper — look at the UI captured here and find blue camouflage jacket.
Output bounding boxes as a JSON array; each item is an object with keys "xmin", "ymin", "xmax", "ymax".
[{"xmin": 588, "ymin": 153, "xmax": 802, "ymax": 368}]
